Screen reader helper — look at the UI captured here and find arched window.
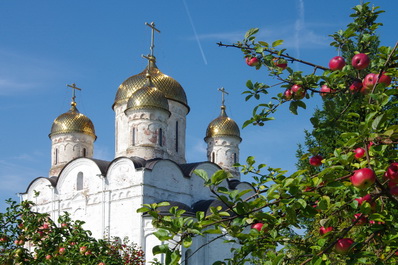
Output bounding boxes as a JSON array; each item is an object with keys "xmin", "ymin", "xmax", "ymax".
[
  {"xmin": 55, "ymin": 148, "xmax": 58, "ymax": 165},
  {"xmin": 77, "ymin": 172, "xmax": 84, "ymax": 191},
  {"xmin": 234, "ymin": 153, "xmax": 237, "ymax": 164},
  {"xmin": 175, "ymin": 121, "xmax": 179, "ymax": 152},
  {"xmin": 159, "ymin": 128, "xmax": 163, "ymax": 146},
  {"xmin": 132, "ymin": 127, "xmax": 136, "ymax": 146},
  {"xmin": 83, "ymin": 148, "xmax": 87, "ymax": 157},
  {"xmin": 211, "ymin": 152, "xmax": 215, "ymax": 163},
  {"xmin": 185, "ymin": 249, "xmax": 192, "ymax": 265}
]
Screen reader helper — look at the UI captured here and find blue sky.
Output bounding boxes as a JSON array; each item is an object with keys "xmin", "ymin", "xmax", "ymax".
[{"xmin": 1, "ymin": 0, "xmax": 397, "ymax": 212}]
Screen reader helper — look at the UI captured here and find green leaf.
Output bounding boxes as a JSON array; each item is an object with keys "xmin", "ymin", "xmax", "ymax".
[
  {"xmin": 211, "ymin": 170, "xmax": 228, "ymax": 185},
  {"xmin": 154, "ymin": 229, "xmax": 172, "ymax": 241},
  {"xmin": 296, "ymin": 100, "xmax": 306, "ymax": 110},
  {"xmin": 289, "ymin": 101, "xmax": 298, "ymax": 115},
  {"xmin": 182, "ymin": 236, "xmax": 192, "ymax": 248},
  {"xmin": 272, "ymin": 40, "xmax": 284, "ymax": 47},
  {"xmin": 157, "ymin": 202, "xmax": 171, "ymax": 207},
  {"xmin": 136, "ymin": 207, "xmax": 150, "ymax": 213},
  {"xmin": 194, "ymin": 169, "xmax": 209, "ymax": 182},
  {"xmin": 244, "ymin": 28, "xmax": 259, "ymax": 39},
  {"xmin": 246, "ymin": 79, "xmax": 254, "ymax": 89},
  {"xmin": 371, "ymin": 113, "xmax": 385, "ymax": 130},
  {"xmin": 152, "ymin": 243, "xmax": 170, "ymax": 255}
]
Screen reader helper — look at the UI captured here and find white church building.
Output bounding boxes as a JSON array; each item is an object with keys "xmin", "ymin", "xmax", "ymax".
[{"xmin": 21, "ymin": 23, "xmax": 252, "ymax": 264}]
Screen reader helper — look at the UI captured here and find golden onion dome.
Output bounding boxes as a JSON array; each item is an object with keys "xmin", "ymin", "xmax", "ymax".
[
  {"xmin": 126, "ymin": 76, "xmax": 170, "ymax": 114},
  {"xmin": 49, "ymin": 103, "xmax": 96, "ymax": 139},
  {"xmin": 113, "ymin": 56, "xmax": 188, "ymax": 110},
  {"xmin": 205, "ymin": 105, "xmax": 241, "ymax": 141}
]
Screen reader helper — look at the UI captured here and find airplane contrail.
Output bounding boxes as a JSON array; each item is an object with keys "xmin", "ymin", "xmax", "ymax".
[{"xmin": 182, "ymin": 0, "xmax": 208, "ymax": 65}]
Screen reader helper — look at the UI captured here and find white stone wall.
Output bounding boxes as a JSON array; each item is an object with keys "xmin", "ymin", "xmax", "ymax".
[
  {"xmin": 206, "ymin": 135, "xmax": 241, "ymax": 179},
  {"xmin": 23, "ymin": 156, "xmax": 237, "ymax": 264},
  {"xmin": 114, "ymin": 103, "xmax": 129, "ymax": 158},
  {"xmin": 165, "ymin": 101, "xmax": 188, "ymax": 164},
  {"xmin": 49, "ymin": 133, "xmax": 95, "ymax": 176},
  {"xmin": 125, "ymin": 108, "xmax": 169, "ymax": 160}
]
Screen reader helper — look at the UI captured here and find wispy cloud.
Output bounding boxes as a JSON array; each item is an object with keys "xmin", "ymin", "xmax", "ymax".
[
  {"xmin": 294, "ymin": 0, "xmax": 306, "ymax": 58},
  {"xmin": 191, "ymin": 24, "xmax": 329, "ymax": 51},
  {"xmin": 188, "ymin": 1, "xmax": 329, "ymax": 52},
  {"xmin": 182, "ymin": 0, "xmax": 208, "ymax": 65},
  {"xmin": 186, "ymin": 137, "xmax": 207, "ymax": 162},
  {"xmin": 0, "ymin": 49, "xmax": 61, "ymax": 96},
  {"xmin": 0, "ymin": 160, "xmax": 43, "ymax": 192}
]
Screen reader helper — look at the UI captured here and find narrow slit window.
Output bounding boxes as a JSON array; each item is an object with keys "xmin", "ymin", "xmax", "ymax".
[
  {"xmin": 175, "ymin": 121, "xmax": 179, "ymax": 152},
  {"xmin": 77, "ymin": 172, "xmax": 84, "ymax": 191},
  {"xmin": 159, "ymin": 128, "xmax": 163, "ymax": 146},
  {"xmin": 132, "ymin": 127, "xmax": 136, "ymax": 146}
]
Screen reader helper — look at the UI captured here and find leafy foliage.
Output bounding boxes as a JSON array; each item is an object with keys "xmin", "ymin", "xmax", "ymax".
[
  {"xmin": 0, "ymin": 199, "xmax": 145, "ymax": 265},
  {"xmin": 143, "ymin": 2, "xmax": 398, "ymax": 264}
]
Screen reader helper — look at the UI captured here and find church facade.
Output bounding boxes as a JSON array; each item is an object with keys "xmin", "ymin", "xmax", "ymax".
[{"xmin": 21, "ymin": 23, "xmax": 251, "ymax": 264}]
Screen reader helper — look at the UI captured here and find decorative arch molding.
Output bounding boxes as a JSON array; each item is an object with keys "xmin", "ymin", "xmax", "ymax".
[
  {"xmin": 107, "ymin": 157, "xmax": 143, "ymax": 189},
  {"xmin": 23, "ymin": 177, "xmax": 55, "ymax": 203},
  {"xmin": 56, "ymin": 158, "xmax": 104, "ymax": 195}
]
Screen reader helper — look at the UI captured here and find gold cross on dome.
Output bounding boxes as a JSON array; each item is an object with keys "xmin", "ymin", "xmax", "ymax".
[
  {"xmin": 66, "ymin": 83, "xmax": 82, "ymax": 104},
  {"xmin": 218, "ymin": 87, "xmax": 229, "ymax": 106},
  {"xmin": 145, "ymin": 22, "xmax": 160, "ymax": 57}
]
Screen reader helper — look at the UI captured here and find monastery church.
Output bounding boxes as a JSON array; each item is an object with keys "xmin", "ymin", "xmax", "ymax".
[{"xmin": 21, "ymin": 23, "xmax": 252, "ymax": 264}]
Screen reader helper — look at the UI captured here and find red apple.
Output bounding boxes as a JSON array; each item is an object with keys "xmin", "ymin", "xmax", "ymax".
[
  {"xmin": 80, "ymin": 246, "xmax": 87, "ymax": 254},
  {"xmin": 0, "ymin": 236, "xmax": 8, "ymax": 243},
  {"xmin": 251, "ymin": 222, "xmax": 264, "ymax": 232},
  {"xmin": 61, "ymin": 223, "xmax": 68, "ymax": 228},
  {"xmin": 59, "ymin": 247, "xmax": 66, "ymax": 255},
  {"xmin": 335, "ymin": 238, "xmax": 355, "ymax": 254},
  {"xmin": 14, "ymin": 239, "xmax": 24, "ymax": 246},
  {"xmin": 283, "ymin": 89, "xmax": 293, "ymax": 100},
  {"xmin": 319, "ymin": 226, "xmax": 333, "ymax": 235},
  {"xmin": 37, "ymin": 231, "xmax": 45, "ymax": 238},
  {"xmin": 246, "ymin": 57, "xmax": 260, "ymax": 67},
  {"xmin": 385, "ymin": 163, "xmax": 398, "ymax": 181},
  {"xmin": 390, "ymin": 185, "xmax": 398, "ymax": 196},
  {"xmin": 320, "ymin": 85, "xmax": 335, "ymax": 97},
  {"xmin": 362, "ymin": 73, "xmax": 377, "ymax": 93},
  {"xmin": 349, "ymin": 80, "xmax": 363, "ymax": 93},
  {"xmin": 352, "ymin": 53, "xmax": 370, "ymax": 70},
  {"xmin": 329, "ymin": 56, "xmax": 346, "ymax": 71},
  {"xmin": 353, "ymin": 147, "xmax": 365, "ymax": 159},
  {"xmin": 355, "ymin": 194, "xmax": 372, "ymax": 206},
  {"xmin": 273, "ymin": 58, "xmax": 287, "ymax": 69},
  {"xmin": 291, "ymin": 84, "xmax": 306, "ymax": 100},
  {"xmin": 376, "ymin": 72, "xmax": 392, "ymax": 86},
  {"xmin": 46, "ymin": 255, "xmax": 52, "ymax": 260},
  {"xmin": 309, "ymin": 155, "xmax": 323, "ymax": 166},
  {"xmin": 351, "ymin": 168, "xmax": 376, "ymax": 189},
  {"xmin": 353, "ymin": 213, "xmax": 367, "ymax": 225},
  {"xmin": 369, "ymin": 220, "xmax": 384, "ymax": 225}
]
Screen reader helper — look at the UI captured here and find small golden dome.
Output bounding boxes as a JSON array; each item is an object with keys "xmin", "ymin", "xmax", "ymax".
[
  {"xmin": 113, "ymin": 56, "xmax": 188, "ymax": 110},
  {"xmin": 205, "ymin": 106, "xmax": 241, "ymax": 140},
  {"xmin": 126, "ymin": 76, "xmax": 170, "ymax": 113},
  {"xmin": 49, "ymin": 104, "xmax": 96, "ymax": 139}
]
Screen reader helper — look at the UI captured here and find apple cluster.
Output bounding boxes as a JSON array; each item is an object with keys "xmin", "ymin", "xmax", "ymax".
[
  {"xmin": 325, "ymin": 53, "xmax": 393, "ymax": 96},
  {"xmin": 284, "ymin": 84, "xmax": 306, "ymax": 101},
  {"xmin": 245, "ymin": 56, "xmax": 288, "ymax": 70}
]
